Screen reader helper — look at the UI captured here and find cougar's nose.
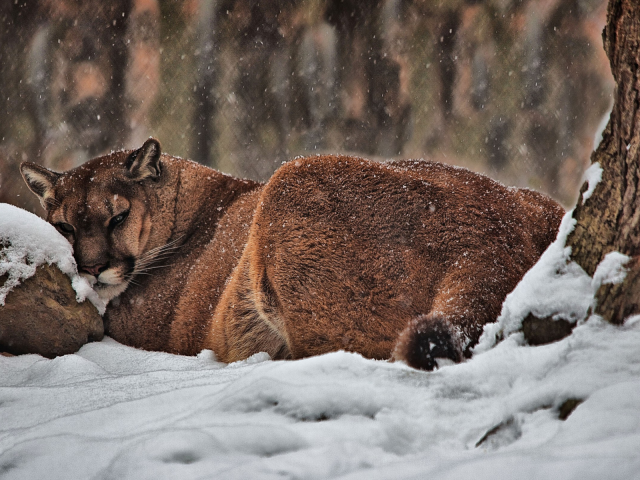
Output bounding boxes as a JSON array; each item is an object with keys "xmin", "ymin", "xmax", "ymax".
[{"xmin": 80, "ymin": 263, "xmax": 108, "ymax": 277}]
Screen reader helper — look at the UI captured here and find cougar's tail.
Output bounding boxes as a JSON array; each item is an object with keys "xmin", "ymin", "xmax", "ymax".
[{"xmin": 392, "ymin": 314, "xmax": 463, "ymax": 371}]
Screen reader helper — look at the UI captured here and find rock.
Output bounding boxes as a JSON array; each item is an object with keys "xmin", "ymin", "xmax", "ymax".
[
  {"xmin": 0, "ymin": 263, "xmax": 103, "ymax": 358},
  {"xmin": 476, "ymin": 397, "xmax": 583, "ymax": 449},
  {"xmin": 475, "ymin": 416, "xmax": 521, "ymax": 449},
  {"xmin": 522, "ymin": 313, "xmax": 575, "ymax": 346},
  {"xmin": 558, "ymin": 398, "xmax": 583, "ymax": 421}
]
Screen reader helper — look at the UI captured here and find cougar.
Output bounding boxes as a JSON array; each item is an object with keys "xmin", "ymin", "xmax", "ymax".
[{"xmin": 21, "ymin": 138, "xmax": 563, "ymax": 370}]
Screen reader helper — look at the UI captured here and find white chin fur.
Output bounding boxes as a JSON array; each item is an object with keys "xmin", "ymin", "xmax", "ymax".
[
  {"xmin": 80, "ymin": 270, "xmax": 129, "ymax": 303},
  {"xmin": 94, "ymin": 282, "xmax": 129, "ymax": 302},
  {"xmin": 98, "ymin": 269, "xmax": 125, "ymax": 286}
]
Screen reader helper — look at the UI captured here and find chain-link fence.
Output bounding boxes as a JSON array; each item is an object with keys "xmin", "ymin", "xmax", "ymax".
[{"xmin": 0, "ymin": 0, "xmax": 612, "ymax": 214}]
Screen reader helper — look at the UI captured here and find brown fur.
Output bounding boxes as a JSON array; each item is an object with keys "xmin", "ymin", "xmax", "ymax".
[{"xmin": 21, "ymin": 139, "xmax": 563, "ymax": 369}]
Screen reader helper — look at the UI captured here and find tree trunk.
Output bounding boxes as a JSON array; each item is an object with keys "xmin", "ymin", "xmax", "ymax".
[
  {"xmin": 566, "ymin": 0, "xmax": 640, "ymax": 324},
  {"xmin": 192, "ymin": 0, "xmax": 217, "ymax": 167}
]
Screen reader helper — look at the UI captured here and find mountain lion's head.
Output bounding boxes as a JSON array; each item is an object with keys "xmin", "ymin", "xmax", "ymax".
[{"xmin": 20, "ymin": 138, "xmax": 164, "ymax": 302}]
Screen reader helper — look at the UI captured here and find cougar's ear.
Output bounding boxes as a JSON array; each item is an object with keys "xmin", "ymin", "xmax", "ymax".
[
  {"xmin": 126, "ymin": 138, "xmax": 162, "ymax": 181},
  {"xmin": 20, "ymin": 162, "xmax": 61, "ymax": 210}
]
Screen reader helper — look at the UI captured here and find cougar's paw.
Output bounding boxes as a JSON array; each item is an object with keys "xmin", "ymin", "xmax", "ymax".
[{"xmin": 392, "ymin": 314, "xmax": 463, "ymax": 371}]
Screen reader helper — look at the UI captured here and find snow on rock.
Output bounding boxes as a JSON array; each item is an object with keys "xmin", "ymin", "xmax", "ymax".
[
  {"xmin": 476, "ymin": 210, "xmax": 630, "ymax": 352},
  {"xmin": 0, "ymin": 203, "xmax": 105, "ymax": 313},
  {"xmin": 476, "ymin": 212, "xmax": 589, "ymax": 351}
]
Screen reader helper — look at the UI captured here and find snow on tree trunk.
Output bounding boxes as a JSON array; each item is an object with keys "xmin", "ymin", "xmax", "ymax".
[{"xmin": 567, "ymin": 0, "xmax": 640, "ymax": 324}]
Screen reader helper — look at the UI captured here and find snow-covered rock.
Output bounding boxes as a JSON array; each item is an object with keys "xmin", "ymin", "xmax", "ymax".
[
  {"xmin": 0, "ymin": 262, "xmax": 103, "ymax": 357},
  {"xmin": 0, "ymin": 204, "xmax": 104, "ymax": 357}
]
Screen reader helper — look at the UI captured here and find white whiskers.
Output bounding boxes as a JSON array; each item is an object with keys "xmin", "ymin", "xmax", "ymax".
[{"xmin": 129, "ymin": 235, "xmax": 184, "ymax": 280}]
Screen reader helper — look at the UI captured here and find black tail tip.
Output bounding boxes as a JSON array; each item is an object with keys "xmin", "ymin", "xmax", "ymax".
[{"xmin": 392, "ymin": 314, "xmax": 463, "ymax": 371}]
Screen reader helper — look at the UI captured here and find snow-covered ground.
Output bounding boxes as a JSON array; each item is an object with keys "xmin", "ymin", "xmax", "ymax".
[
  {"xmin": 1, "ymin": 200, "xmax": 640, "ymax": 479},
  {"xmin": 2, "ymin": 319, "xmax": 640, "ymax": 479}
]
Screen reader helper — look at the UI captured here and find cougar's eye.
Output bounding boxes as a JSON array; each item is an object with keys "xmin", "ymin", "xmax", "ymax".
[
  {"xmin": 109, "ymin": 210, "xmax": 129, "ymax": 228},
  {"xmin": 56, "ymin": 222, "xmax": 75, "ymax": 234}
]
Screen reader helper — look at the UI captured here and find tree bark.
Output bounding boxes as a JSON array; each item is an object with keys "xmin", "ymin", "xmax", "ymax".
[{"xmin": 566, "ymin": 0, "xmax": 640, "ymax": 324}]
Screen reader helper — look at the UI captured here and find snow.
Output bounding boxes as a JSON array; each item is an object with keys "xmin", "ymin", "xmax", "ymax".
[
  {"xmin": 0, "ymin": 204, "xmax": 106, "ymax": 313},
  {"xmin": 1, "ymin": 319, "xmax": 640, "ymax": 479},
  {"xmin": 593, "ymin": 251, "xmax": 630, "ymax": 286},
  {"xmin": 2, "ymin": 206, "xmax": 640, "ymax": 479},
  {"xmin": 476, "ymin": 210, "xmax": 629, "ymax": 352},
  {"xmin": 593, "ymin": 104, "xmax": 611, "ymax": 151},
  {"xmin": 581, "ymin": 162, "xmax": 603, "ymax": 202},
  {"xmin": 476, "ymin": 212, "xmax": 590, "ymax": 350}
]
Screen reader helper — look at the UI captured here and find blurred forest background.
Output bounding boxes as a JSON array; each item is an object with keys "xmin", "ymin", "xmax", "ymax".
[{"xmin": 0, "ymin": 0, "xmax": 613, "ymax": 214}]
